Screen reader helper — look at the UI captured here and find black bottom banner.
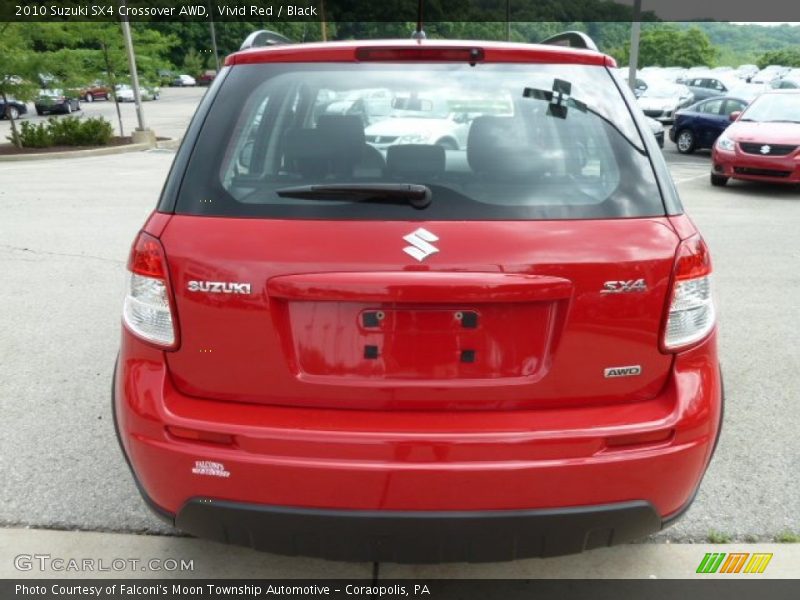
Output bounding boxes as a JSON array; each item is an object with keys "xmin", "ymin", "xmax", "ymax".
[{"xmin": 3, "ymin": 580, "xmax": 799, "ymax": 600}]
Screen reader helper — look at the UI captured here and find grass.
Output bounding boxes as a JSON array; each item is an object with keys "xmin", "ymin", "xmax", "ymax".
[
  {"xmin": 775, "ymin": 531, "xmax": 800, "ymax": 543},
  {"xmin": 707, "ymin": 530, "xmax": 733, "ymax": 544}
]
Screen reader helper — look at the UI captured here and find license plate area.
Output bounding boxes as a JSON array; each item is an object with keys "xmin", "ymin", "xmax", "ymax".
[{"xmin": 284, "ymin": 301, "xmax": 557, "ymax": 381}]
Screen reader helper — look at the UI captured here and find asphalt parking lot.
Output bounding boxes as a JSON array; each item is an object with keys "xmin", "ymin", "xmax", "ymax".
[{"xmin": 0, "ymin": 89, "xmax": 798, "ymax": 574}]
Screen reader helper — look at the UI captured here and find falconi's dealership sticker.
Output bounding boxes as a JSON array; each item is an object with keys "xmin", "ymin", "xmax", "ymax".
[{"xmin": 192, "ymin": 460, "xmax": 230, "ymax": 478}]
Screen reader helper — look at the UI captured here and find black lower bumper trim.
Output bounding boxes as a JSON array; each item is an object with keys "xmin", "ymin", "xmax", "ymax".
[{"xmin": 176, "ymin": 498, "xmax": 662, "ymax": 563}]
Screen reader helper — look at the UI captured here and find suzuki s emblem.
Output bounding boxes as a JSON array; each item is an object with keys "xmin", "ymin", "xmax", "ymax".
[
  {"xmin": 760, "ymin": 145, "xmax": 771, "ymax": 155},
  {"xmin": 403, "ymin": 228, "xmax": 439, "ymax": 262}
]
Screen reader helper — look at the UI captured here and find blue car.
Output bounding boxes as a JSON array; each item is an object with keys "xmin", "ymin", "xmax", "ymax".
[{"xmin": 670, "ymin": 96, "xmax": 749, "ymax": 154}]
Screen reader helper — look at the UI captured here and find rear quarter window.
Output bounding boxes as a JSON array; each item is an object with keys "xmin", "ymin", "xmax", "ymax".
[{"xmin": 174, "ymin": 62, "xmax": 664, "ymax": 220}]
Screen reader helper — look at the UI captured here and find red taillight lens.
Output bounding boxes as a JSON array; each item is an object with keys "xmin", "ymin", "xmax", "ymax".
[
  {"xmin": 128, "ymin": 232, "xmax": 167, "ymax": 278},
  {"xmin": 674, "ymin": 235, "xmax": 712, "ymax": 281},
  {"xmin": 355, "ymin": 47, "xmax": 484, "ymax": 62},
  {"xmin": 663, "ymin": 235, "xmax": 715, "ymax": 352},
  {"xmin": 122, "ymin": 231, "xmax": 177, "ymax": 347}
]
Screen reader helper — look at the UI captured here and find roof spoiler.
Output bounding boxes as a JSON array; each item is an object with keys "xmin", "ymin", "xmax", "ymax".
[
  {"xmin": 539, "ymin": 31, "xmax": 598, "ymax": 52},
  {"xmin": 240, "ymin": 30, "xmax": 293, "ymax": 51}
]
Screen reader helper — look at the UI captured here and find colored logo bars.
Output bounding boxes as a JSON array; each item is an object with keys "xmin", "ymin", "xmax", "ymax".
[{"xmin": 696, "ymin": 552, "xmax": 773, "ymax": 574}]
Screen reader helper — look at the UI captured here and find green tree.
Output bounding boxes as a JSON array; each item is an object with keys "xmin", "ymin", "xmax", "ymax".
[
  {"xmin": 609, "ymin": 25, "xmax": 717, "ymax": 68},
  {"xmin": 756, "ymin": 48, "xmax": 800, "ymax": 69},
  {"xmin": 0, "ymin": 24, "xmax": 42, "ymax": 147},
  {"xmin": 182, "ymin": 47, "xmax": 204, "ymax": 78}
]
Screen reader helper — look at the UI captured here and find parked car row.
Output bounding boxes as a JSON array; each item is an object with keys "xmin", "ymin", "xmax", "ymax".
[
  {"xmin": 1, "ymin": 81, "xmax": 166, "ymax": 121},
  {"xmin": 158, "ymin": 70, "xmax": 213, "ymax": 87},
  {"xmin": 621, "ymin": 63, "xmax": 800, "ymax": 126},
  {"xmin": 621, "ymin": 62, "xmax": 799, "ymax": 188}
]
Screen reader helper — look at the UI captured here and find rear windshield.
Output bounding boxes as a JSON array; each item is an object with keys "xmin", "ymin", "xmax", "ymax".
[{"xmin": 175, "ymin": 62, "xmax": 664, "ymax": 220}]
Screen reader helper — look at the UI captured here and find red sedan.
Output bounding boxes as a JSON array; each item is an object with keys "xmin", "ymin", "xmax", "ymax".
[{"xmin": 711, "ymin": 90, "xmax": 800, "ymax": 186}]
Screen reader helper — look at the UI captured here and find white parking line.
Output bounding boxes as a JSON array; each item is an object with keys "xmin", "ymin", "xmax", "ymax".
[{"xmin": 675, "ymin": 172, "xmax": 711, "ymax": 185}]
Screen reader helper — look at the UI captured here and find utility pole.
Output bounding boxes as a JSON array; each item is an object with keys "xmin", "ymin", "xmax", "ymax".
[
  {"xmin": 628, "ymin": 0, "xmax": 643, "ymax": 92},
  {"xmin": 209, "ymin": 1, "xmax": 220, "ymax": 71},
  {"xmin": 506, "ymin": 0, "xmax": 511, "ymax": 41},
  {"xmin": 120, "ymin": 0, "xmax": 155, "ymax": 144},
  {"xmin": 320, "ymin": 0, "xmax": 327, "ymax": 41}
]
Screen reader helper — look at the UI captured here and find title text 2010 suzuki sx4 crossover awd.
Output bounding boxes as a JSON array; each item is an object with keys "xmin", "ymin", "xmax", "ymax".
[{"xmin": 114, "ymin": 37, "xmax": 722, "ymax": 563}]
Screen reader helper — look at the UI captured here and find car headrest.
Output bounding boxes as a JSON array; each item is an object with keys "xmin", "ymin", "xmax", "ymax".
[
  {"xmin": 283, "ymin": 129, "xmax": 330, "ymax": 178},
  {"xmin": 316, "ymin": 114, "xmax": 366, "ymax": 149},
  {"xmin": 315, "ymin": 115, "xmax": 367, "ymax": 176},
  {"xmin": 386, "ymin": 144, "xmax": 446, "ymax": 179},
  {"xmin": 467, "ymin": 116, "xmax": 535, "ymax": 176}
]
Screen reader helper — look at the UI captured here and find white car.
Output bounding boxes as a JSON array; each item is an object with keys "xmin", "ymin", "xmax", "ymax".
[
  {"xmin": 636, "ymin": 83, "xmax": 694, "ymax": 123},
  {"xmin": 364, "ymin": 96, "xmax": 471, "ymax": 150},
  {"xmin": 172, "ymin": 74, "xmax": 196, "ymax": 87},
  {"xmin": 115, "ymin": 84, "xmax": 160, "ymax": 102},
  {"xmin": 727, "ymin": 82, "xmax": 771, "ymax": 103},
  {"xmin": 323, "ymin": 88, "xmax": 393, "ymax": 124}
]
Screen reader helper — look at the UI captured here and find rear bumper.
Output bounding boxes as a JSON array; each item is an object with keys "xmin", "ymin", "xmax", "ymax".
[
  {"xmin": 174, "ymin": 498, "xmax": 661, "ymax": 563},
  {"xmin": 114, "ymin": 330, "xmax": 722, "ymax": 560}
]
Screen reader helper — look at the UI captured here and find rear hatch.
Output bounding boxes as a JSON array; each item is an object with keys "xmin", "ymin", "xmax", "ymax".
[
  {"xmin": 159, "ymin": 52, "xmax": 679, "ymax": 410},
  {"xmin": 162, "ymin": 217, "xmax": 678, "ymax": 410}
]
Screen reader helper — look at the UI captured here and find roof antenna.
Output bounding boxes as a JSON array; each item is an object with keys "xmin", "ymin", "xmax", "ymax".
[{"xmin": 411, "ymin": 0, "xmax": 426, "ymax": 39}]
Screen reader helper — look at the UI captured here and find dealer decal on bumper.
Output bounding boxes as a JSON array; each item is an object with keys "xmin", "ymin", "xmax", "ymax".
[{"xmin": 191, "ymin": 460, "xmax": 230, "ymax": 478}]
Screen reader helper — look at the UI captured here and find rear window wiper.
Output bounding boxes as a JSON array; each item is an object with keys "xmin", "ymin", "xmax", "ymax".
[{"xmin": 276, "ymin": 183, "xmax": 432, "ymax": 209}]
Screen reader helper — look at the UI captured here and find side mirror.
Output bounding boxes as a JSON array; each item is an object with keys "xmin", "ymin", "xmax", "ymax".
[{"xmin": 729, "ymin": 111, "xmax": 742, "ymax": 122}]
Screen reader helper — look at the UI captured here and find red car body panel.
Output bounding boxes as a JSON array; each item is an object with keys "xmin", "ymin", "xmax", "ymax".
[
  {"xmin": 713, "ymin": 120, "xmax": 800, "ymax": 183},
  {"xmin": 116, "ymin": 324, "xmax": 719, "ymax": 517},
  {"xmin": 114, "ymin": 39, "xmax": 720, "ymax": 560}
]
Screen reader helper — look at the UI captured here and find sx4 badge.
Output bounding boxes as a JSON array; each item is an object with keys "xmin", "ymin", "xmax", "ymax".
[{"xmin": 600, "ymin": 279, "xmax": 648, "ymax": 294}]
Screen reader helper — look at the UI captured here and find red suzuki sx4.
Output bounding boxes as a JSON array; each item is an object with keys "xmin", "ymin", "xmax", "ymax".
[{"xmin": 114, "ymin": 35, "xmax": 722, "ymax": 562}]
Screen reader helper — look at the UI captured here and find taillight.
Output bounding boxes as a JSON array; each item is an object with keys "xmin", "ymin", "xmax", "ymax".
[
  {"xmin": 122, "ymin": 231, "xmax": 177, "ymax": 347},
  {"xmin": 663, "ymin": 235, "xmax": 715, "ymax": 351}
]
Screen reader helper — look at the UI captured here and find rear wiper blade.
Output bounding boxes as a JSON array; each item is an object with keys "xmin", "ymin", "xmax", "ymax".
[{"xmin": 276, "ymin": 183, "xmax": 432, "ymax": 209}]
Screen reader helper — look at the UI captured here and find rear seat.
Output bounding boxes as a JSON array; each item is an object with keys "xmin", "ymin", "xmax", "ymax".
[
  {"xmin": 466, "ymin": 115, "xmax": 568, "ymax": 181},
  {"xmin": 283, "ymin": 115, "xmax": 385, "ymax": 179},
  {"xmin": 386, "ymin": 144, "xmax": 446, "ymax": 180}
]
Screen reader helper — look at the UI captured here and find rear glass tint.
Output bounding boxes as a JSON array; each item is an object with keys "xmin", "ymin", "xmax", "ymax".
[{"xmin": 176, "ymin": 63, "xmax": 664, "ymax": 220}]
